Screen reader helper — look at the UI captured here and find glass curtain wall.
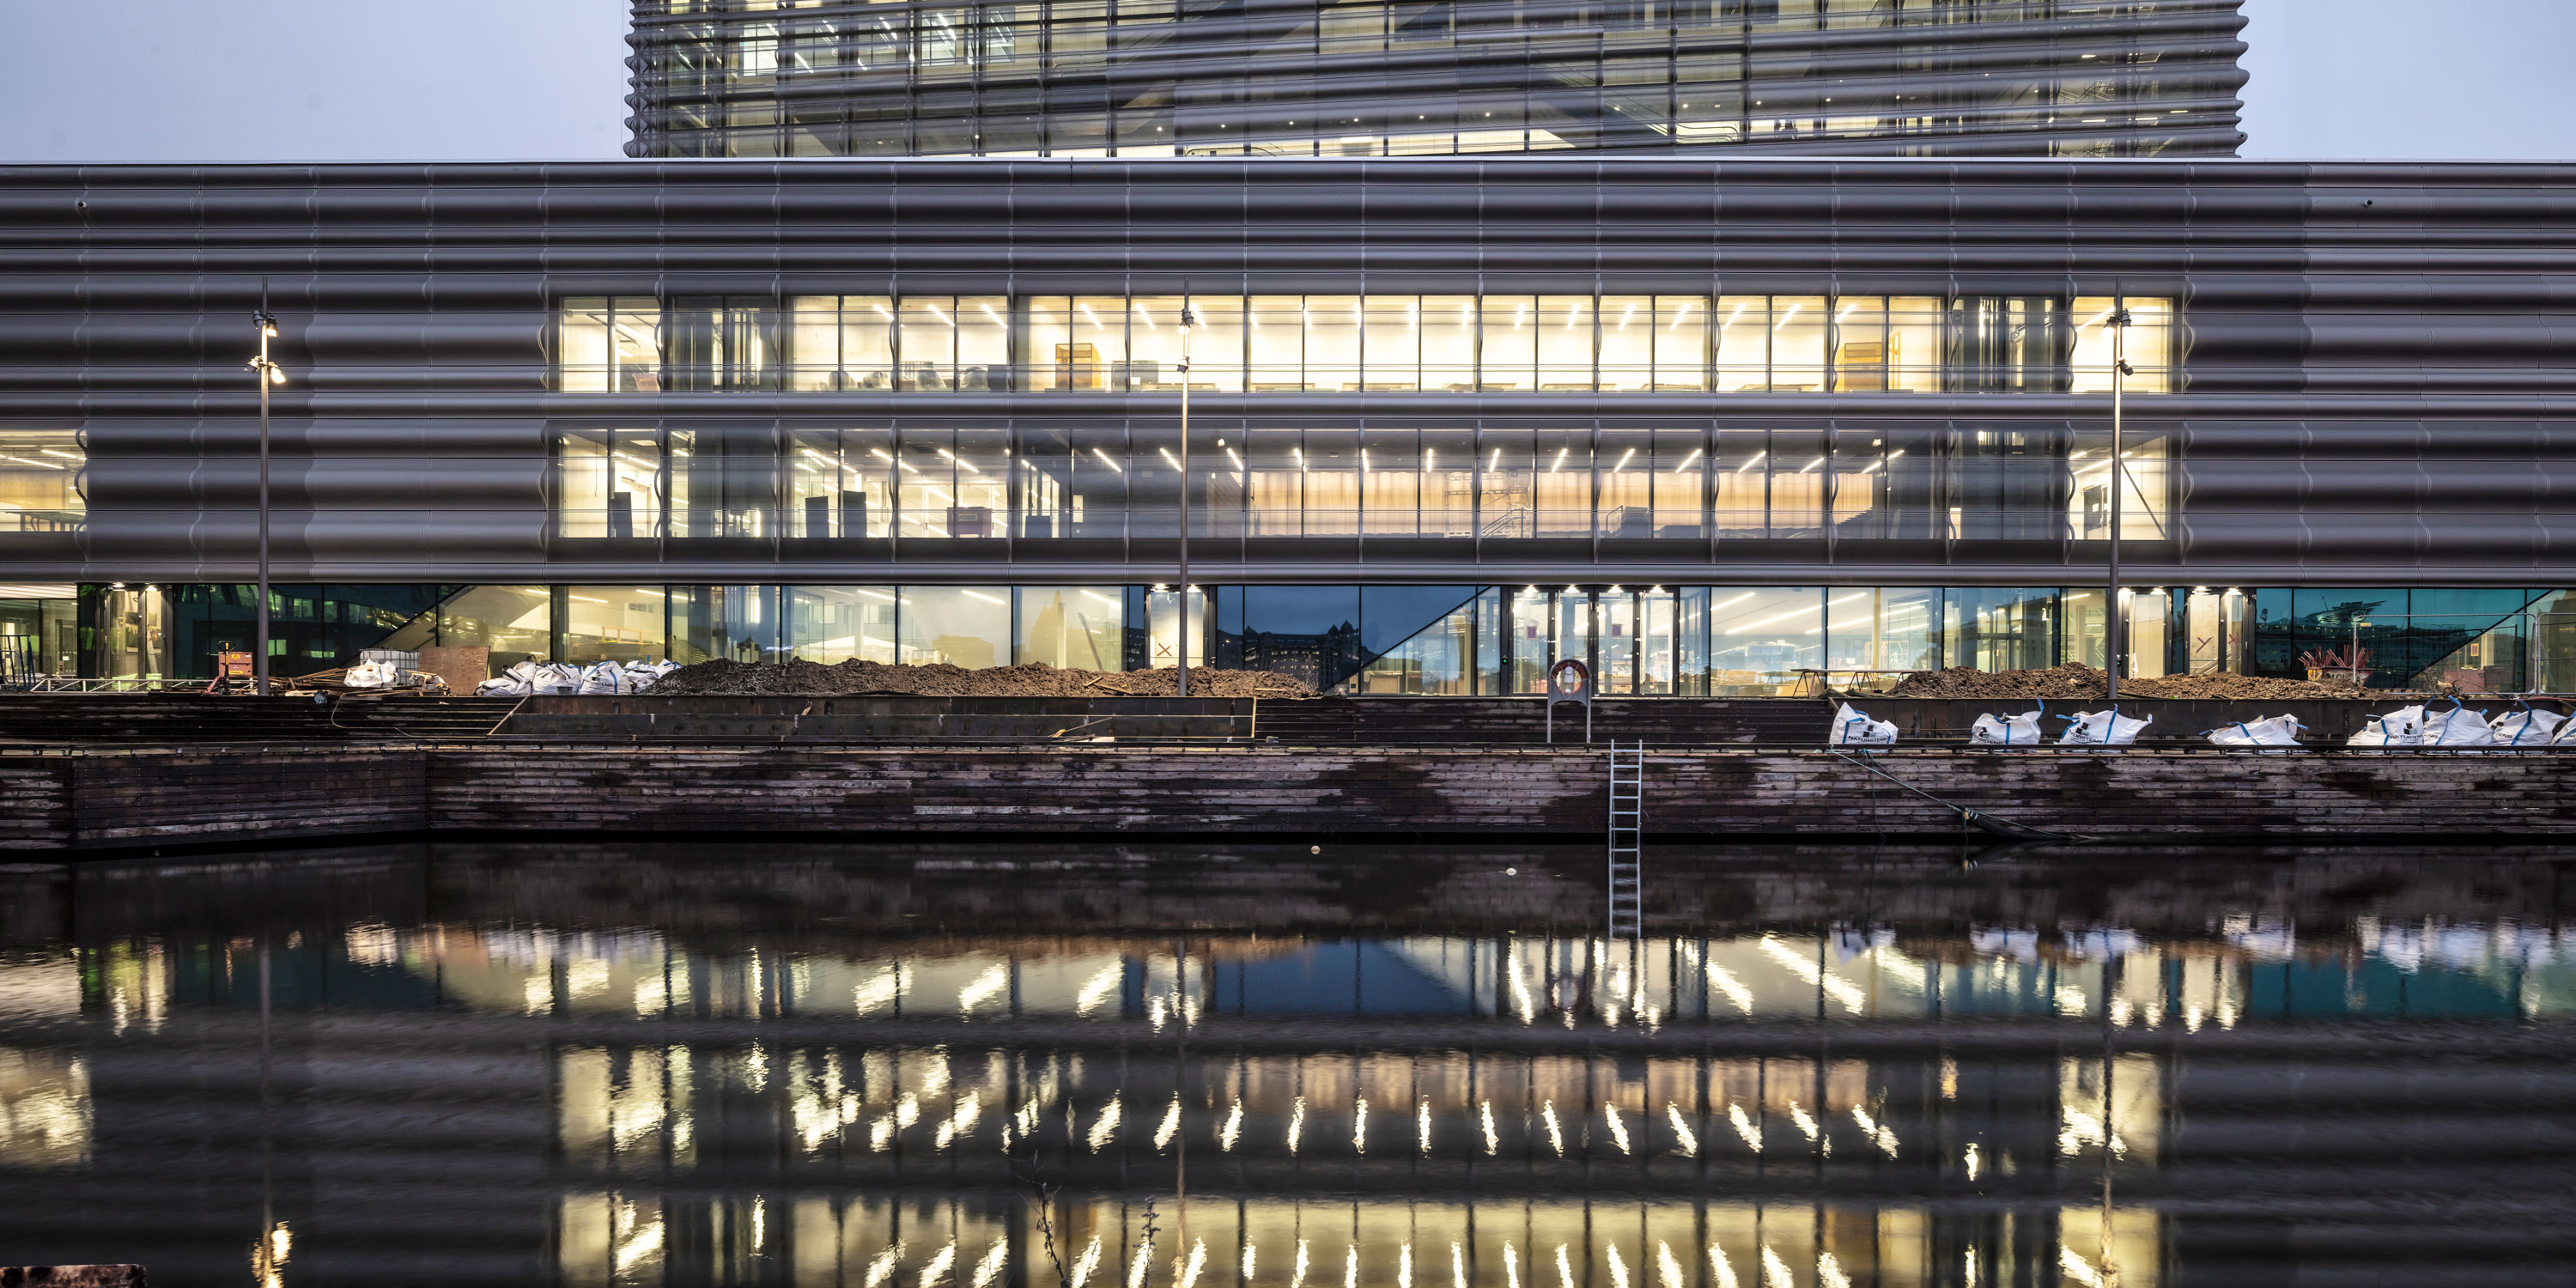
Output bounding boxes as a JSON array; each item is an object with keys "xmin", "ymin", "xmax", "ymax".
[
  {"xmin": 95, "ymin": 582, "xmax": 2576, "ymax": 692},
  {"xmin": 0, "ymin": 426, "xmax": 85, "ymax": 533},
  {"xmin": 556, "ymin": 421, "xmax": 2172, "ymax": 550},
  {"xmin": 631, "ymin": 0, "xmax": 2241, "ymax": 161},
  {"xmin": 0, "ymin": 592, "xmax": 76, "ymax": 677},
  {"xmin": 562, "ymin": 295, "xmax": 2180, "ymax": 395}
]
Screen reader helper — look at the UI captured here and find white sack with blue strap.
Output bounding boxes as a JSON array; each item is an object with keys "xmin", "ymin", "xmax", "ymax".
[
  {"xmin": 1830, "ymin": 702, "xmax": 1898, "ymax": 747},
  {"xmin": 2060, "ymin": 708, "xmax": 2151, "ymax": 745},
  {"xmin": 2347, "ymin": 704, "xmax": 2426, "ymax": 747},
  {"xmin": 2490, "ymin": 703, "xmax": 2564, "ymax": 746},
  {"xmin": 2208, "ymin": 714, "xmax": 2304, "ymax": 748},
  {"xmin": 2420, "ymin": 700, "xmax": 2497, "ymax": 749},
  {"xmin": 1969, "ymin": 709, "xmax": 2045, "ymax": 745}
]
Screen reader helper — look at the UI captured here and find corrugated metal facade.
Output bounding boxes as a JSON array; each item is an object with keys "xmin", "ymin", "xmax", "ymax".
[{"xmin": 0, "ymin": 157, "xmax": 2569, "ymax": 592}]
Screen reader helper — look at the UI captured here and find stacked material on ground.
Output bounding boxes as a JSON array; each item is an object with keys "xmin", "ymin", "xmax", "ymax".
[
  {"xmin": 2348, "ymin": 700, "xmax": 2576, "ymax": 749},
  {"xmin": 1881, "ymin": 664, "xmax": 2381, "ymax": 701},
  {"xmin": 652, "ymin": 659, "xmax": 1315, "ymax": 698},
  {"xmin": 477, "ymin": 659, "xmax": 678, "ymax": 697}
]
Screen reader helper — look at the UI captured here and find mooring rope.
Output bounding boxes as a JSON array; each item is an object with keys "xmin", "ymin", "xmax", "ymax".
[{"xmin": 1822, "ymin": 748, "xmax": 2084, "ymax": 843}]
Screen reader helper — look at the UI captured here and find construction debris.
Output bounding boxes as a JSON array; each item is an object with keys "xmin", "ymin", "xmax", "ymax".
[
  {"xmin": 1878, "ymin": 664, "xmax": 2386, "ymax": 701},
  {"xmin": 651, "ymin": 658, "xmax": 1316, "ymax": 698}
]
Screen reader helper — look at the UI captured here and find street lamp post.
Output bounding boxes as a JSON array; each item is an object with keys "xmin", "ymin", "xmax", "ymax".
[
  {"xmin": 2104, "ymin": 305, "xmax": 2135, "ymax": 703},
  {"xmin": 248, "ymin": 294, "xmax": 283, "ymax": 696},
  {"xmin": 1176, "ymin": 297, "xmax": 1198, "ymax": 697}
]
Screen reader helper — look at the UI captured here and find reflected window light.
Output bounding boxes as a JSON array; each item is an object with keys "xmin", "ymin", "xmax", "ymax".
[
  {"xmin": 1707, "ymin": 1246, "xmax": 1739, "ymax": 1288},
  {"xmin": 1817, "ymin": 1252, "xmax": 1853, "ymax": 1288},
  {"xmin": 957, "ymin": 963, "xmax": 1007, "ymax": 1013},
  {"xmin": 922, "ymin": 1242, "xmax": 960, "ymax": 1288},
  {"xmin": 975, "ymin": 1243, "xmax": 1012, "ymax": 1288},
  {"xmin": 1540, "ymin": 1099, "xmax": 1565, "ymax": 1155},
  {"xmin": 866, "ymin": 1245, "xmax": 905, "ymax": 1288},
  {"xmin": 1666, "ymin": 1103, "xmax": 1698, "ymax": 1157},
  {"xmin": 1727, "ymin": 1103, "xmax": 1762, "ymax": 1153},
  {"xmin": 1085, "ymin": 1094, "xmax": 1121, "ymax": 1151}
]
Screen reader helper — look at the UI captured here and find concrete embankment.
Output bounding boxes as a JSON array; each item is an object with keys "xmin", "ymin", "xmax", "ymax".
[{"xmin": 5, "ymin": 743, "xmax": 2573, "ymax": 851}]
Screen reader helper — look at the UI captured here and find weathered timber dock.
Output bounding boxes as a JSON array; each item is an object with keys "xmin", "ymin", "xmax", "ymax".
[{"xmin": 5, "ymin": 742, "xmax": 2575, "ymax": 851}]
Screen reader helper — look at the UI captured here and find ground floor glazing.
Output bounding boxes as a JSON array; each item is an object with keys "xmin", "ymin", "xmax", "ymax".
[{"xmin": 61, "ymin": 581, "xmax": 2576, "ymax": 696}]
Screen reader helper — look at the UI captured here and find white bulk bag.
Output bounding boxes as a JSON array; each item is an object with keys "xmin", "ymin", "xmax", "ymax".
[
  {"xmin": 577, "ymin": 661, "xmax": 632, "ymax": 696},
  {"xmin": 475, "ymin": 675, "xmax": 528, "ymax": 696},
  {"xmin": 1969, "ymin": 709, "xmax": 2044, "ymax": 745},
  {"xmin": 2490, "ymin": 704, "xmax": 2565, "ymax": 747},
  {"xmin": 2208, "ymin": 714, "xmax": 2305, "ymax": 748},
  {"xmin": 2420, "ymin": 701, "xmax": 2497, "ymax": 749},
  {"xmin": 527, "ymin": 662, "xmax": 584, "ymax": 696},
  {"xmin": 2059, "ymin": 708, "xmax": 2151, "ymax": 745},
  {"xmin": 342, "ymin": 659, "xmax": 397, "ymax": 690},
  {"xmin": 1829, "ymin": 702, "xmax": 1898, "ymax": 747},
  {"xmin": 2347, "ymin": 705, "xmax": 2426, "ymax": 747}
]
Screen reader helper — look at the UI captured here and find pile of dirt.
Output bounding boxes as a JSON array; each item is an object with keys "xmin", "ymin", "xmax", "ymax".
[
  {"xmin": 1879, "ymin": 664, "xmax": 2386, "ymax": 702},
  {"xmin": 651, "ymin": 658, "xmax": 1316, "ymax": 698}
]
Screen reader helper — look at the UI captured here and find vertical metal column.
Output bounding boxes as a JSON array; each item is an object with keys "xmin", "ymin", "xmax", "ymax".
[{"xmin": 1607, "ymin": 741, "xmax": 1643, "ymax": 939}]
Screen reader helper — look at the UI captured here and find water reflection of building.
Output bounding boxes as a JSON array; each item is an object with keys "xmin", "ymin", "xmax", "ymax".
[
  {"xmin": 18, "ymin": 894, "xmax": 2576, "ymax": 1287},
  {"xmin": 351, "ymin": 925, "xmax": 2576, "ymax": 1030},
  {"xmin": 557, "ymin": 1192, "xmax": 2158, "ymax": 1288}
]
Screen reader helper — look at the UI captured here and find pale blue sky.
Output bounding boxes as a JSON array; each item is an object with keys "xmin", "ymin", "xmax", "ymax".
[{"xmin": 0, "ymin": 0, "xmax": 2568, "ymax": 161}]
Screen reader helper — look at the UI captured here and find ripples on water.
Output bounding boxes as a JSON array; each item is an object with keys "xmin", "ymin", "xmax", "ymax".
[{"xmin": 2, "ymin": 840, "xmax": 2573, "ymax": 1285}]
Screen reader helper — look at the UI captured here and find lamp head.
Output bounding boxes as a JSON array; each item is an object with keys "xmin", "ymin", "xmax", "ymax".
[{"xmin": 1179, "ymin": 300, "xmax": 1200, "ymax": 331}]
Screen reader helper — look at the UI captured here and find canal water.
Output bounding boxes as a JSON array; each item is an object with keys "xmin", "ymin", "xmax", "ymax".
[{"xmin": 2, "ymin": 840, "xmax": 2573, "ymax": 1285}]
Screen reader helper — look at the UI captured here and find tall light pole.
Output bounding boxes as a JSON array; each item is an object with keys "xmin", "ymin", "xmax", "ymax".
[
  {"xmin": 1176, "ymin": 297, "xmax": 1198, "ymax": 697},
  {"xmin": 248, "ymin": 292, "xmax": 283, "ymax": 696},
  {"xmin": 2104, "ymin": 305, "xmax": 2134, "ymax": 703}
]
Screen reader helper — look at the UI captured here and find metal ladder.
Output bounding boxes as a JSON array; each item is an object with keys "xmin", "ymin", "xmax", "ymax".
[{"xmin": 1607, "ymin": 741, "xmax": 1644, "ymax": 939}]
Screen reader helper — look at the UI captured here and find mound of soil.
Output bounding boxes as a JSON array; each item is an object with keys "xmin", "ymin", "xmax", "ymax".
[
  {"xmin": 652, "ymin": 658, "xmax": 1316, "ymax": 698},
  {"xmin": 1880, "ymin": 664, "xmax": 2384, "ymax": 701}
]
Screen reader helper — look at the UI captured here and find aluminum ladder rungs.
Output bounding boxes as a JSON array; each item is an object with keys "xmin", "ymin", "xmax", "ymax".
[{"xmin": 1606, "ymin": 739, "xmax": 1646, "ymax": 939}]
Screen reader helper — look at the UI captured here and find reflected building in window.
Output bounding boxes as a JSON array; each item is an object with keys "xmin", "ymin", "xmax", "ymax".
[{"xmin": 623, "ymin": 0, "xmax": 2250, "ymax": 161}]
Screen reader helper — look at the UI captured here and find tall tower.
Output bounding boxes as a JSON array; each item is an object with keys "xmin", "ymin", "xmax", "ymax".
[{"xmin": 625, "ymin": 0, "xmax": 2248, "ymax": 160}]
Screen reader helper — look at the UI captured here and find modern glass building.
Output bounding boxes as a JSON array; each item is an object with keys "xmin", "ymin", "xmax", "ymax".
[
  {"xmin": 623, "ymin": 0, "xmax": 2249, "ymax": 160},
  {"xmin": 3, "ymin": 156, "xmax": 2572, "ymax": 692}
]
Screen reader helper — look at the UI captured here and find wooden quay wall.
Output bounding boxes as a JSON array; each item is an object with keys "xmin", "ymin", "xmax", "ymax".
[{"xmin": 6, "ymin": 744, "xmax": 2576, "ymax": 851}]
